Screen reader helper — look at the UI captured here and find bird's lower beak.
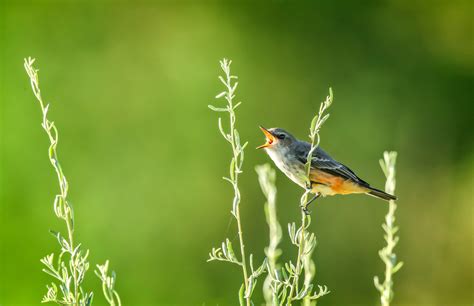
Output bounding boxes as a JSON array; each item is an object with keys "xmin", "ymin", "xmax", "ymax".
[{"xmin": 257, "ymin": 126, "xmax": 275, "ymax": 149}]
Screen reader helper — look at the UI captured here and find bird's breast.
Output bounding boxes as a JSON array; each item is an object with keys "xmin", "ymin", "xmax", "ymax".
[{"xmin": 266, "ymin": 148, "xmax": 306, "ymax": 188}]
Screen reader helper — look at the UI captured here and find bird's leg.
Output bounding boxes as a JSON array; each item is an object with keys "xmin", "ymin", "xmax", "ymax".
[
  {"xmin": 302, "ymin": 193, "xmax": 320, "ymax": 215},
  {"xmin": 301, "ymin": 181, "xmax": 314, "ymax": 214},
  {"xmin": 306, "ymin": 193, "xmax": 320, "ymax": 208}
]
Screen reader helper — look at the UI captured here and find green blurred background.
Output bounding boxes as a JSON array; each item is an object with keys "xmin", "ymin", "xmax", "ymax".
[{"xmin": 1, "ymin": 0, "xmax": 472, "ymax": 305}]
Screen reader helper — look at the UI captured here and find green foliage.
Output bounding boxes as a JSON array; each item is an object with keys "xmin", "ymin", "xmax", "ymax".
[
  {"xmin": 207, "ymin": 59, "xmax": 265, "ymax": 306},
  {"xmin": 24, "ymin": 58, "xmax": 120, "ymax": 306},
  {"xmin": 374, "ymin": 152, "xmax": 403, "ymax": 306},
  {"xmin": 256, "ymin": 164, "xmax": 281, "ymax": 305},
  {"xmin": 95, "ymin": 261, "xmax": 121, "ymax": 306},
  {"xmin": 256, "ymin": 161, "xmax": 330, "ymax": 306},
  {"xmin": 285, "ymin": 89, "xmax": 333, "ymax": 304}
]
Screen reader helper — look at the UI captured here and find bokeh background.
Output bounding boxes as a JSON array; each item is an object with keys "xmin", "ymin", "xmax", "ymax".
[{"xmin": 1, "ymin": 1, "xmax": 472, "ymax": 305}]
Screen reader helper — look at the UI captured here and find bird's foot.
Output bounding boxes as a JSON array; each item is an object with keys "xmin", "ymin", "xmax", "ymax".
[
  {"xmin": 301, "ymin": 205, "xmax": 311, "ymax": 215},
  {"xmin": 301, "ymin": 193, "xmax": 320, "ymax": 215}
]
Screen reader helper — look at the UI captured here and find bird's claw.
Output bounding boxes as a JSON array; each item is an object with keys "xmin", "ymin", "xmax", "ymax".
[
  {"xmin": 301, "ymin": 204, "xmax": 311, "ymax": 215},
  {"xmin": 301, "ymin": 193, "xmax": 320, "ymax": 215}
]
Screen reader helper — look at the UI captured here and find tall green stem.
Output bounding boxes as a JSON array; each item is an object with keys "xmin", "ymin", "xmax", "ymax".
[
  {"xmin": 286, "ymin": 214, "xmax": 304, "ymax": 304},
  {"xmin": 256, "ymin": 164, "xmax": 281, "ymax": 306},
  {"xmin": 374, "ymin": 151, "xmax": 403, "ymax": 306},
  {"xmin": 25, "ymin": 57, "xmax": 120, "ymax": 306},
  {"xmin": 208, "ymin": 59, "xmax": 252, "ymax": 306},
  {"xmin": 287, "ymin": 89, "xmax": 333, "ymax": 305},
  {"xmin": 226, "ymin": 65, "xmax": 249, "ymax": 306},
  {"xmin": 24, "ymin": 57, "xmax": 81, "ymax": 304}
]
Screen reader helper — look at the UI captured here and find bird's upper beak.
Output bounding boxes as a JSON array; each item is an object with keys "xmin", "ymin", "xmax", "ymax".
[{"xmin": 257, "ymin": 126, "xmax": 276, "ymax": 149}]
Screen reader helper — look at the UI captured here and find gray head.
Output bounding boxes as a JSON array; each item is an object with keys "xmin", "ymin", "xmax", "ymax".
[{"xmin": 257, "ymin": 126, "xmax": 297, "ymax": 150}]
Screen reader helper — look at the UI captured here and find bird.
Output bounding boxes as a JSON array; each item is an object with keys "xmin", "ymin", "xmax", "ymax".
[{"xmin": 257, "ymin": 126, "xmax": 396, "ymax": 210}]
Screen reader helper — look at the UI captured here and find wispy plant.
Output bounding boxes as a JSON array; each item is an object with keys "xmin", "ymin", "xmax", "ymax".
[
  {"xmin": 284, "ymin": 89, "xmax": 333, "ymax": 304},
  {"xmin": 207, "ymin": 59, "xmax": 266, "ymax": 305},
  {"xmin": 24, "ymin": 57, "xmax": 120, "ymax": 306},
  {"xmin": 95, "ymin": 261, "xmax": 121, "ymax": 306},
  {"xmin": 255, "ymin": 164, "xmax": 282, "ymax": 305},
  {"xmin": 374, "ymin": 151, "xmax": 403, "ymax": 306}
]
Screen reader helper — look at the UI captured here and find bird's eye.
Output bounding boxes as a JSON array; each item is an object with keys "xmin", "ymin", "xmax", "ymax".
[{"xmin": 277, "ymin": 134, "xmax": 286, "ymax": 140}]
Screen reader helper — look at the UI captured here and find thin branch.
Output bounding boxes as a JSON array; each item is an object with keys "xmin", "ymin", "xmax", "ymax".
[
  {"xmin": 286, "ymin": 88, "xmax": 333, "ymax": 305},
  {"xmin": 24, "ymin": 57, "xmax": 119, "ymax": 306},
  {"xmin": 208, "ymin": 59, "xmax": 257, "ymax": 306},
  {"xmin": 374, "ymin": 151, "xmax": 403, "ymax": 306}
]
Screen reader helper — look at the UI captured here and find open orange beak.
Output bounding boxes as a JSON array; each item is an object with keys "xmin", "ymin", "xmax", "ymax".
[{"xmin": 257, "ymin": 126, "xmax": 276, "ymax": 149}]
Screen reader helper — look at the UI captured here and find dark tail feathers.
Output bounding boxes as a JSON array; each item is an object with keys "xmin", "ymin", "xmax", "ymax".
[{"xmin": 367, "ymin": 187, "xmax": 397, "ymax": 201}]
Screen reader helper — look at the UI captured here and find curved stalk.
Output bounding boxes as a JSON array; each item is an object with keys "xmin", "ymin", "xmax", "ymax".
[
  {"xmin": 286, "ymin": 89, "xmax": 333, "ymax": 305},
  {"xmin": 208, "ymin": 59, "xmax": 256, "ymax": 306}
]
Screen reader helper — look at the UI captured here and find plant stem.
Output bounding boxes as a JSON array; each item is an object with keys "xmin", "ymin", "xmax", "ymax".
[
  {"xmin": 209, "ymin": 59, "xmax": 251, "ymax": 306},
  {"xmin": 24, "ymin": 57, "xmax": 81, "ymax": 304},
  {"xmin": 66, "ymin": 218, "xmax": 79, "ymax": 304},
  {"xmin": 286, "ymin": 143, "xmax": 318, "ymax": 305},
  {"xmin": 26, "ymin": 57, "xmax": 120, "ymax": 306},
  {"xmin": 236, "ymin": 204, "xmax": 250, "ymax": 305},
  {"xmin": 286, "ymin": 89, "xmax": 333, "ymax": 305},
  {"xmin": 226, "ymin": 67, "xmax": 249, "ymax": 306},
  {"xmin": 287, "ymin": 195, "xmax": 309, "ymax": 304},
  {"xmin": 374, "ymin": 151, "xmax": 402, "ymax": 306},
  {"xmin": 256, "ymin": 164, "xmax": 281, "ymax": 306}
]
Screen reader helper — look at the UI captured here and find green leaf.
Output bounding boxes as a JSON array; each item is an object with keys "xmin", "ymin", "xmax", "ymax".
[
  {"xmin": 215, "ymin": 91, "xmax": 226, "ymax": 99},
  {"xmin": 318, "ymin": 113, "xmax": 330, "ymax": 128},
  {"xmin": 229, "ymin": 158, "xmax": 236, "ymax": 181},
  {"xmin": 208, "ymin": 104, "xmax": 228, "ymax": 112},
  {"xmin": 49, "ymin": 229, "xmax": 59, "ymax": 238},
  {"xmin": 234, "ymin": 129, "xmax": 241, "ymax": 147},
  {"xmin": 233, "ymin": 101, "xmax": 242, "ymax": 110},
  {"xmin": 218, "ymin": 117, "xmax": 227, "ymax": 139},
  {"xmin": 238, "ymin": 284, "xmax": 245, "ymax": 306},
  {"xmin": 231, "ymin": 81, "xmax": 239, "ymax": 93},
  {"xmin": 392, "ymin": 261, "xmax": 404, "ymax": 274},
  {"xmin": 85, "ymin": 292, "xmax": 94, "ymax": 306},
  {"xmin": 225, "ymin": 239, "xmax": 236, "ymax": 261},
  {"xmin": 218, "ymin": 75, "xmax": 226, "ymax": 85},
  {"xmin": 310, "ymin": 115, "xmax": 318, "ymax": 133}
]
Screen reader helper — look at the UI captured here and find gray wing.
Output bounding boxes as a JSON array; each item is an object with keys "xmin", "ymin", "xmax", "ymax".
[{"xmin": 294, "ymin": 142, "xmax": 369, "ymax": 186}]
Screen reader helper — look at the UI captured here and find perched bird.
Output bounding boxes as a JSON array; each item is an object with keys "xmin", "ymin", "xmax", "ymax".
[{"xmin": 257, "ymin": 127, "xmax": 396, "ymax": 208}]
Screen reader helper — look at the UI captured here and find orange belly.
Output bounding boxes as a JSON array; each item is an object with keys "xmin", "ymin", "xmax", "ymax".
[{"xmin": 310, "ymin": 170, "xmax": 368, "ymax": 196}]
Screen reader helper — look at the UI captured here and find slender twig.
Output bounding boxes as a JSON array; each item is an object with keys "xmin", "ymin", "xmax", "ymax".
[
  {"xmin": 24, "ymin": 57, "xmax": 85, "ymax": 305},
  {"xmin": 256, "ymin": 164, "xmax": 282, "ymax": 305},
  {"xmin": 208, "ymin": 59, "xmax": 265, "ymax": 306},
  {"xmin": 374, "ymin": 151, "xmax": 403, "ymax": 306},
  {"xmin": 95, "ymin": 261, "xmax": 122, "ymax": 306},
  {"xmin": 286, "ymin": 89, "xmax": 333, "ymax": 305},
  {"xmin": 24, "ymin": 57, "xmax": 120, "ymax": 306}
]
